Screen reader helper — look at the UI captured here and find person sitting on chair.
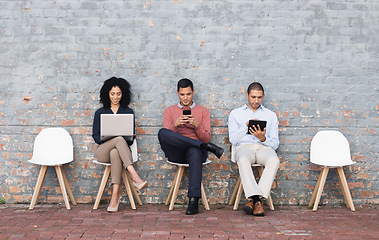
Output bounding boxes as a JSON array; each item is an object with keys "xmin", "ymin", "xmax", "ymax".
[
  {"xmin": 158, "ymin": 78, "xmax": 224, "ymax": 215},
  {"xmin": 228, "ymin": 82, "xmax": 280, "ymax": 216},
  {"xmin": 92, "ymin": 77, "xmax": 148, "ymax": 213}
]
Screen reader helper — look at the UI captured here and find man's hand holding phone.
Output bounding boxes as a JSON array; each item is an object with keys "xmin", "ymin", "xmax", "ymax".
[
  {"xmin": 174, "ymin": 109, "xmax": 199, "ymax": 128},
  {"xmin": 186, "ymin": 114, "xmax": 199, "ymax": 128}
]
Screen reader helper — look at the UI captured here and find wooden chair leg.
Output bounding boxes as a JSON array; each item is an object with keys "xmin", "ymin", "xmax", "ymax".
[
  {"xmin": 122, "ymin": 169, "xmax": 136, "ymax": 210},
  {"xmin": 233, "ymin": 181, "xmax": 243, "ymax": 210},
  {"xmin": 61, "ymin": 167, "xmax": 76, "ymax": 205},
  {"xmin": 308, "ymin": 167, "xmax": 324, "ymax": 208},
  {"xmin": 29, "ymin": 165, "xmax": 48, "ymax": 210},
  {"xmin": 169, "ymin": 166, "xmax": 184, "ymax": 210},
  {"xmin": 93, "ymin": 166, "xmax": 111, "ymax": 210},
  {"xmin": 266, "ymin": 194, "xmax": 275, "ymax": 211},
  {"xmin": 336, "ymin": 167, "xmax": 349, "ymax": 208},
  {"xmin": 228, "ymin": 177, "xmax": 241, "ymax": 206},
  {"xmin": 36, "ymin": 167, "xmax": 48, "ymax": 206},
  {"xmin": 126, "ymin": 171, "xmax": 142, "ymax": 206},
  {"xmin": 55, "ymin": 166, "xmax": 71, "ymax": 210},
  {"xmin": 336, "ymin": 167, "xmax": 355, "ymax": 211},
  {"xmin": 200, "ymin": 182, "xmax": 210, "ymax": 210},
  {"xmin": 165, "ymin": 167, "xmax": 180, "ymax": 206},
  {"xmin": 313, "ymin": 167, "xmax": 329, "ymax": 211},
  {"xmin": 257, "ymin": 166, "xmax": 275, "ymax": 210}
]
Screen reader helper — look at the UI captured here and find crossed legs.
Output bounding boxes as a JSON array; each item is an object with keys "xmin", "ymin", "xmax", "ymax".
[{"xmin": 158, "ymin": 128, "xmax": 207, "ymax": 198}]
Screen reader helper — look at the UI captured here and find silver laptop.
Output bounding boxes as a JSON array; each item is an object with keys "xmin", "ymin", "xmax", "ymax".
[{"xmin": 100, "ymin": 114, "xmax": 134, "ymax": 141}]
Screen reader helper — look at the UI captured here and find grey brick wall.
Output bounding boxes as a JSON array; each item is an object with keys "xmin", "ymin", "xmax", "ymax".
[{"xmin": 0, "ymin": 0, "xmax": 378, "ymax": 205}]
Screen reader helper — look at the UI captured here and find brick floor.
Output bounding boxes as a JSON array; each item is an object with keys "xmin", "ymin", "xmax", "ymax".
[{"xmin": 0, "ymin": 204, "xmax": 378, "ymax": 239}]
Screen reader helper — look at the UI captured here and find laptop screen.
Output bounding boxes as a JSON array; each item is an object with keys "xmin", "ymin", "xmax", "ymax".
[{"xmin": 100, "ymin": 114, "xmax": 134, "ymax": 141}]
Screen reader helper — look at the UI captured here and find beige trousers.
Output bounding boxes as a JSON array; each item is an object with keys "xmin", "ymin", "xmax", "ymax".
[
  {"xmin": 95, "ymin": 136, "xmax": 133, "ymax": 185},
  {"xmin": 235, "ymin": 143, "xmax": 279, "ymax": 199}
]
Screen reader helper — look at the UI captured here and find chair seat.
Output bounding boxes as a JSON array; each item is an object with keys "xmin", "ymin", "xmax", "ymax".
[
  {"xmin": 92, "ymin": 159, "xmax": 111, "ymax": 166},
  {"xmin": 166, "ymin": 159, "xmax": 212, "ymax": 167},
  {"xmin": 317, "ymin": 162, "xmax": 356, "ymax": 168},
  {"xmin": 165, "ymin": 158, "xmax": 211, "ymax": 211},
  {"xmin": 28, "ymin": 159, "xmax": 73, "ymax": 166}
]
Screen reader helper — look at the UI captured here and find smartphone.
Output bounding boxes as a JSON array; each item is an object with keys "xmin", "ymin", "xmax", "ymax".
[
  {"xmin": 247, "ymin": 120, "xmax": 267, "ymax": 134},
  {"xmin": 183, "ymin": 109, "xmax": 191, "ymax": 115}
]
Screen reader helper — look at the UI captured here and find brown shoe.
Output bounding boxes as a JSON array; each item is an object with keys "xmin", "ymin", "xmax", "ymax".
[
  {"xmin": 242, "ymin": 201, "xmax": 255, "ymax": 215},
  {"xmin": 253, "ymin": 201, "xmax": 265, "ymax": 216}
]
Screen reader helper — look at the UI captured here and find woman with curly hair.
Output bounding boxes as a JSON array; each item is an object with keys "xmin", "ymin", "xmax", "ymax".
[{"xmin": 92, "ymin": 77, "xmax": 147, "ymax": 212}]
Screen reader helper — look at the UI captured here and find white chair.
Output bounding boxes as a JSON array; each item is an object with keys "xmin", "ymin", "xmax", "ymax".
[
  {"xmin": 92, "ymin": 139, "xmax": 142, "ymax": 210},
  {"xmin": 28, "ymin": 128, "xmax": 76, "ymax": 210},
  {"xmin": 165, "ymin": 159, "xmax": 211, "ymax": 211},
  {"xmin": 228, "ymin": 145, "xmax": 274, "ymax": 211},
  {"xmin": 308, "ymin": 130, "xmax": 356, "ymax": 211}
]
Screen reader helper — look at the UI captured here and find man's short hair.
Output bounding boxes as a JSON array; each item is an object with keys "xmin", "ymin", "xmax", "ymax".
[
  {"xmin": 247, "ymin": 82, "xmax": 264, "ymax": 94},
  {"xmin": 177, "ymin": 78, "xmax": 194, "ymax": 91}
]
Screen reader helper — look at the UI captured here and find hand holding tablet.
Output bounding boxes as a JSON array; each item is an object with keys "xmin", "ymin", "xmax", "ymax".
[{"xmin": 247, "ymin": 120, "xmax": 267, "ymax": 134}]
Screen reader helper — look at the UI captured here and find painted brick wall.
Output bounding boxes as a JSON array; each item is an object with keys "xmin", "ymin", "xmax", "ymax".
[{"xmin": 0, "ymin": 0, "xmax": 378, "ymax": 206}]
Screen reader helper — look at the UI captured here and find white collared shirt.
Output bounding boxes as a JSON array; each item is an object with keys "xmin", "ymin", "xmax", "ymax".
[
  {"xmin": 228, "ymin": 104, "xmax": 279, "ymax": 150},
  {"xmin": 177, "ymin": 102, "xmax": 196, "ymax": 109}
]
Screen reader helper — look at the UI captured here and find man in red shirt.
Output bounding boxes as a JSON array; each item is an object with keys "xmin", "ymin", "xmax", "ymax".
[{"xmin": 158, "ymin": 78, "xmax": 224, "ymax": 215}]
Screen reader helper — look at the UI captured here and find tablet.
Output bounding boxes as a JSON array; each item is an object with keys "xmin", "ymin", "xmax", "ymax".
[{"xmin": 247, "ymin": 120, "xmax": 267, "ymax": 134}]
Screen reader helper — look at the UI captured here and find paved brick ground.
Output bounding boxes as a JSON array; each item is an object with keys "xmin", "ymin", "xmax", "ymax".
[{"xmin": 0, "ymin": 204, "xmax": 377, "ymax": 239}]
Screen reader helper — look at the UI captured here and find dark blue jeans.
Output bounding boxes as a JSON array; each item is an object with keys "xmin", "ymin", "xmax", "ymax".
[{"xmin": 158, "ymin": 128, "xmax": 207, "ymax": 198}]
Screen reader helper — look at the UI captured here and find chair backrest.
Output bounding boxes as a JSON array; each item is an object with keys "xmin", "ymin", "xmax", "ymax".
[
  {"xmin": 28, "ymin": 127, "xmax": 74, "ymax": 166},
  {"xmin": 231, "ymin": 144, "xmax": 237, "ymax": 163},
  {"xmin": 130, "ymin": 138, "xmax": 138, "ymax": 162},
  {"xmin": 310, "ymin": 130, "xmax": 355, "ymax": 167}
]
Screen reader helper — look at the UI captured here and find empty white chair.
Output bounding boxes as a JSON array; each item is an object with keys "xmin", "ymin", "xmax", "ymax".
[
  {"xmin": 308, "ymin": 130, "xmax": 356, "ymax": 211},
  {"xmin": 228, "ymin": 145, "xmax": 274, "ymax": 210},
  {"xmin": 165, "ymin": 159, "xmax": 211, "ymax": 211},
  {"xmin": 92, "ymin": 139, "xmax": 142, "ymax": 210},
  {"xmin": 28, "ymin": 128, "xmax": 76, "ymax": 210}
]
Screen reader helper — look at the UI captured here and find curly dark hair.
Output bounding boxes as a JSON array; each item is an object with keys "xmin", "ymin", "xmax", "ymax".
[{"xmin": 99, "ymin": 77, "xmax": 132, "ymax": 108}]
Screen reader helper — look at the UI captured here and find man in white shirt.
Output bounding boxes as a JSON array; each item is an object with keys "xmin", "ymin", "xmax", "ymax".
[{"xmin": 228, "ymin": 82, "xmax": 280, "ymax": 216}]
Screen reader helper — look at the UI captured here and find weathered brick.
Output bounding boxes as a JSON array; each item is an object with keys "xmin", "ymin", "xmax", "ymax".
[{"xmin": 0, "ymin": 0, "xmax": 377, "ymax": 206}]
